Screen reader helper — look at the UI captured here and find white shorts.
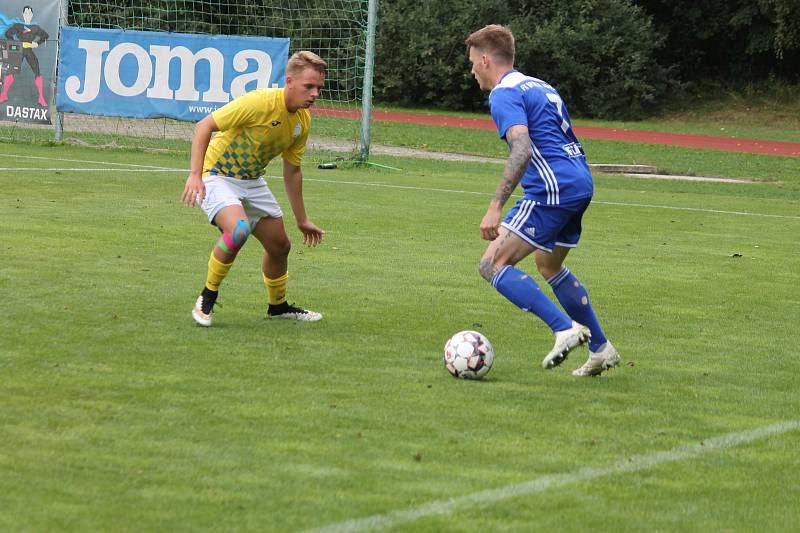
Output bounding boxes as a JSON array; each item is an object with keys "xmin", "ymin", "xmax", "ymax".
[{"xmin": 200, "ymin": 175, "xmax": 283, "ymax": 228}]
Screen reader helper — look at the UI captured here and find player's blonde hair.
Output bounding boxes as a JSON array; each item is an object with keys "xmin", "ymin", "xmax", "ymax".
[
  {"xmin": 465, "ymin": 25, "xmax": 515, "ymax": 65},
  {"xmin": 287, "ymin": 51, "xmax": 327, "ymax": 76}
]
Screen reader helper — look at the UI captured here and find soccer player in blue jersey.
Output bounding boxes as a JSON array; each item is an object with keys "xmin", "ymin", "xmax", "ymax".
[
  {"xmin": 181, "ymin": 51, "xmax": 326, "ymax": 326},
  {"xmin": 465, "ymin": 25, "xmax": 620, "ymax": 376}
]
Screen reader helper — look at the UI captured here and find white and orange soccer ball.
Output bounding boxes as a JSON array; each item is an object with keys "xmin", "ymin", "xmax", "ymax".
[{"xmin": 443, "ymin": 330, "xmax": 494, "ymax": 379}]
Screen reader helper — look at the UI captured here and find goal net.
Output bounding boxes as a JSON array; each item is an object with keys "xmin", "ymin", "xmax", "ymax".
[{"xmin": 3, "ymin": 0, "xmax": 370, "ymax": 159}]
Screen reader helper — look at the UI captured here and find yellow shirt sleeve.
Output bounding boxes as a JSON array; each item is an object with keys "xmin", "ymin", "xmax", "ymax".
[
  {"xmin": 211, "ymin": 90, "xmax": 266, "ymax": 130},
  {"xmin": 282, "ymin": 112, "xmax": 310, "ymax": 167}
]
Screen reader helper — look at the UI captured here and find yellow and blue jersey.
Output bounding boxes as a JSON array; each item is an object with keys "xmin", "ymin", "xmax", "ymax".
[{"xmin": 203, "ymin": 88, "xmax": 310, "ymax": 180}]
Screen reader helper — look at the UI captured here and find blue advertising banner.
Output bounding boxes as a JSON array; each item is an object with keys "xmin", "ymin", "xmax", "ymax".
[
  {"xmin": 0, "ymin": 0, "xmax": 59, "ymax": 124},
  {"xmin": 57, "ymin": 27, "xmax": 290, "ymax": 122}
]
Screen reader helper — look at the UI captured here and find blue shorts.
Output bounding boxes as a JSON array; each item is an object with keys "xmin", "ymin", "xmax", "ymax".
[{"xmin": 500, "ymin": 197, "xmax": 591, "ymax": 252}]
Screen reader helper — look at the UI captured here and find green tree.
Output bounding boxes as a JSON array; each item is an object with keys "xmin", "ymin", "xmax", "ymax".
[
  {"xmin": 374, "ymin": 0, "xmax": 669, "ymax": 118},
  {"xmin": 635, "ymin": 0, "xmax": 800, "ymax": 80},
  {"xmin": 512, "ymin": 0, "xmax": 669, "ymax": 118}
]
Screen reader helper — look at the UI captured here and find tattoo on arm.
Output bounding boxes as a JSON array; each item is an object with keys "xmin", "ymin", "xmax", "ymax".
[{"xmin": 493, "ymin": 128, "xmax": 532, "ymax": 206}]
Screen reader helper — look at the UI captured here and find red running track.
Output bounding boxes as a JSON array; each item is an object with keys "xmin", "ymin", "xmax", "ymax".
[{"xmin": 315, "ymin": 108, "xmax": 800, "ymax": 157}]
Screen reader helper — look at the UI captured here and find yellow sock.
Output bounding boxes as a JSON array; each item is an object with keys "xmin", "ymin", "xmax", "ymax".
[
  {"xmin": 206, "ymin": 253, "xmax": 234, "ymax": 291},
  {"xmin": 264, "ymin": 272, "xmax": 288, "ymax": 305}
]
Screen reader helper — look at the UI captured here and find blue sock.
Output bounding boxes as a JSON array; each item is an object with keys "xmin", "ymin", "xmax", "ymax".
[
  {"xmin": 492, "ymin": 266, "xmax": 573, "ymax": 332},
  {"xmin": 548, "ymin": 267, "xmax": 607, "ymax": 351}
]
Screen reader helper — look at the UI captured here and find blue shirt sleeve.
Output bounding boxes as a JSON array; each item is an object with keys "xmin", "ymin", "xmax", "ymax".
[{"xmin": 489, "ymin": 88, "xmax": 527, "ymax": 140}]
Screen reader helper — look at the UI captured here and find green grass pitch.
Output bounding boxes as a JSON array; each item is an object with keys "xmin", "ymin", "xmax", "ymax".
[{"xmin": 1, "ymin": 141, "xmax": 799, "ymax": 531}]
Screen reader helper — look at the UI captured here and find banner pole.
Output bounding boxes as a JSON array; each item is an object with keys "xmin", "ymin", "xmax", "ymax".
[{"xmin": 54, "ymin": 0, "xmax": 68, "ymax": 142}]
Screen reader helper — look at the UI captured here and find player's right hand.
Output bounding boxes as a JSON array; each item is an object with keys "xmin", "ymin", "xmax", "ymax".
[
  {"xmin": 479, "ymin": 206, "xmax": 502, "ymax": 241},
  {"xmin": 181, "ymin": 175, "xmax": 205, "ymax": 207}
]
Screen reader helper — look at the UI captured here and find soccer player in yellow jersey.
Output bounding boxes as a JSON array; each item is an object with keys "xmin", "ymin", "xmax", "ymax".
[{"xmin": 181, "ymin": 51, "xmax": 326, "ymax": 326}]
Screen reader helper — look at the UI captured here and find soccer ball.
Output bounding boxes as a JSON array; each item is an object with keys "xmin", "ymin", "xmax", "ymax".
[{"xmin": 443, "ymin": 330, "xmax": 494, "ymax": 379}]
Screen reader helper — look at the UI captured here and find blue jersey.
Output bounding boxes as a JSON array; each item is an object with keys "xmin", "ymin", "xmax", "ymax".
[{"xmin": 489, "ymin": 70, "xmax": 593, "ymax": 205}]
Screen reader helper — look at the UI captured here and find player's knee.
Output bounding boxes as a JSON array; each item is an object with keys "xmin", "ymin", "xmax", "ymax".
[
  {"xmin": 278, "ymin": 238, "xmax": 291, "ymax": 257},
  {"xmin": 231, "ymin": 219, "xmax": 250, "ymax": 247},
  {"xmin": 479, "ymin": 258, "xmax": 498, "ymax": 282},
  {"xmin": 535, "ymin": 263, "xmax": 548, "ymax": 277},
  {"xmin": 219, "ymin": 219, "xmax": 250, "ymax": 255},
  {"xmin": 536, "ymin": 262, "xmax": 559, "ymax": 279},
  {"xmin": 269, "ymin": 235, "xmax": 291, "ymax": 257}
]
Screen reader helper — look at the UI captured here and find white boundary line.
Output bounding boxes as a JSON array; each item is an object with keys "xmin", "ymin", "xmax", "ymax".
[
  {"xmin": 1, "ymin": 152, "xmax": 797, "ymax": 221},
  {"xmin": 0, "ymin": 152, "xmax": 177, "ymax": 170},
  {"xmin": 290, "ymin": 176, "xmax": 800, "ymax": 221},
  {"xmin": 301, "ymin": 420, "xmax": 800, "ymax": 533},
  {"xmin": 0, "ymin": 167, "xmax": 184, "ymax": 172},
  {"xmin": 592, "ymin": 200, "xmax": 800, "ymax": 219}
]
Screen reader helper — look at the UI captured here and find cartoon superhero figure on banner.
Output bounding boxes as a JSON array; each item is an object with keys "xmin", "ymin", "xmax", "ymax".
[{"xmin": 1, "ymin": 5, "xmax": 49, "ymax": 106}]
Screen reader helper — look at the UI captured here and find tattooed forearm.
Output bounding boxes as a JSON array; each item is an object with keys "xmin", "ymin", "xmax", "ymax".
[{"xmin": 493, "ymin": 129, "xmax": 532, "ymax": 206}]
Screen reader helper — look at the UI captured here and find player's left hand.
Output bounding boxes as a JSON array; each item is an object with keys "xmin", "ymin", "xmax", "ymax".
[
  {"xmin": 298, "ymin": 219, "xmax": 325, "ymax": 247},
  {"xmin": 31, "ymin": 42, "xmax": 39, "ymax": 48}
]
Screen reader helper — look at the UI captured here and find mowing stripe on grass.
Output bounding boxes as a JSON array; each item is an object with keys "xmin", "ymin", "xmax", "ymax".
[
  {"xmin": 303, "ymin": 420, "xmax": 800, "ymax": 533},
  {"xmin": 291, "ymin": 176, "xmax": 800, "ymax": 221},
  {"xmin": 3, "ymin": 151, "xmax": 797, "ymax": 221},
  {"xmin": 13, "ymin": 169, "xmax": 800, "ymax": 221}
]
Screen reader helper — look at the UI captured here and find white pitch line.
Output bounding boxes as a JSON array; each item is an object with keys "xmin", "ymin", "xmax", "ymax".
[
  {"xmin": 0, "ymin": 167, "xmax": 184, "ymax": 172},
  {"xmin": 1, "ymin": 151, "xmax": 795, "ymax": 221},
  {"xmin": 297, "ymin": 176, "xmax": 489, "ymax": 196},
  {"xmin": 302, "ymin": 420, "xmax": 800, "ymax": 533},
  {"xmin": 273, "ymin": 176, "xmax": 800, "ymax": 221},
  {"xmin": 592, "ymin": 200, "xmax": 800, "ymax": 220},
  {"xmin": 0, "ymin": 152, "xmax": 177, "ymax": 170}
]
